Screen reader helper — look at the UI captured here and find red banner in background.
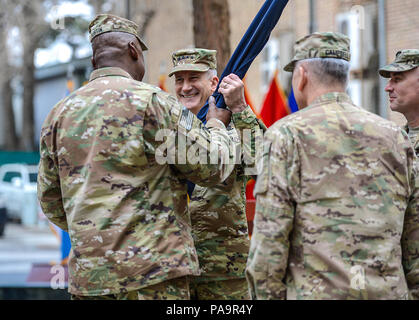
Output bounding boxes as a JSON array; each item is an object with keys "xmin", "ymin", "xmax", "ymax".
[{"xmin": 259, "ymin": 70, "xmax": 290, "ymax": 127}]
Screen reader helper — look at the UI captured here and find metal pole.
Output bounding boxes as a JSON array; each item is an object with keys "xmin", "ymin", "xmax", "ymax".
[
  {"xmin": 309, "ymin": 0, "xmax": 317, "ymax": 33},
  {"xmin": 378, "ymin": 0, "xmax": 387, "ymax": 118},
  {"xmin": 126, "ymin": 0, "xmax": 131, "ymax": 20}
]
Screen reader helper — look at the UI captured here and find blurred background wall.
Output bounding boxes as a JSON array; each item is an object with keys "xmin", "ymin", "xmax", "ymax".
[{"xmin": 0, "ymin": 0, "xmax": 418, "ymax": 151}]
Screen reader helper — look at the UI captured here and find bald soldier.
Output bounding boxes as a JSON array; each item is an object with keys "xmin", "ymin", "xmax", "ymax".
[
  {"xmin": 169, "ymin": 48, "xmax": 266, "ymax": 299},
  {"xmin": 246, "ymin": 32, "xmax": 419, "ymax": 299},
  {"xmin": 379, "ymin": 49, "xmax": 419, "ymax": 154},
  {"xmin": 37, "ymin": 14, "xmax": 236, "ymax": 300}
]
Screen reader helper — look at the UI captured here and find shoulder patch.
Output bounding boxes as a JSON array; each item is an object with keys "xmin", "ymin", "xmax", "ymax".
[{"xmin": 179, "ymin": 107, "xmax": 194, "ymax": 131}]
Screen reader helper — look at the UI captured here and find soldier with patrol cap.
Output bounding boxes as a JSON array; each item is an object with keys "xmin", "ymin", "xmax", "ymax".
[
  {"xmin": 169, "ymin": 48, "xmax": 266, "ymax": 299},
  {"xmin": 379, "ymin": 49, "xmax": 419, "ymax": 154},
  {"xmin": 37, "ymin": 14, "xmax": 236, "ymax": 300},
  {"xmin": 246, "ymin": 32, "xmax": 419, "ymax": 299}
]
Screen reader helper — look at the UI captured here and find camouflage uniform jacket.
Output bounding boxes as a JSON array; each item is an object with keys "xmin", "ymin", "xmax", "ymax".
[
  {"xmin": 189, "ymin": 106, "xmax": 266, "ymax": 282},
  {"xmin": 404, "ymin": 125, "xmax": 419, "ymax": 156},
  {"xmin": 37, "ymin": 67, "xmax": 235, "ymax": 296},
  {"xmin": 246, "ymin": 92, "xmax": 419, "ymax": 300}
]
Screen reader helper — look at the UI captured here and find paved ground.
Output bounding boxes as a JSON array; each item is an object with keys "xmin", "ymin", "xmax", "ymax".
[{"xmin": 0, "ymin": 221, "xmax": 61, "ymax": 287}]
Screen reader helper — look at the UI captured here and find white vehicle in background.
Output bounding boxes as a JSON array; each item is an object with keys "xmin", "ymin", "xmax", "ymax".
[{"xmin": 0, "ymin": 164, "xmax": 40, "ymax": 226}]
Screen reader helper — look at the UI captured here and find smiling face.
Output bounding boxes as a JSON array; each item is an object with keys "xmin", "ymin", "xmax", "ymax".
[
  {"xmin": 174, "ymin": 70, "xmax": 218, "ymax": 115},
  {"xmin": 385, "ymin": 68, "xmax": 419, "ymax": 117}
]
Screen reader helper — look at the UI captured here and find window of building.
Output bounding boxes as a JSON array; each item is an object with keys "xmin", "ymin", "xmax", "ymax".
[
  {"xmin": 260, "ymin": 38, "xmax": 279, "ymax": 93},
  {"xmin": 336, "ymin": 4, "xmax": 379, "ymax": 114}
]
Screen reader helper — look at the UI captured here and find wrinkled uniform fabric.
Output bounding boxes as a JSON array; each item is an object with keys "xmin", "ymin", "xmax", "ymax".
[
  {"xmin": 71, "ymin": 276, "xmax": 190, "ymax": 300},
  {"xmin": 37, "ymin": 67, "xmax": 235, "ymax": 296},
  {"xmin": 405, "ymin": 125, "xmax": 419, "ymax": 156},
  {"xmin": 246, "ymin": 92, "xmax": 419, "ymax": 300},
  {"xmin": 190, "ymin": 278, "xmax": 249, "ymax": 300},
  {"xmin": 189, "ymin": 106, "xmax": 266, "ymax": 298}
]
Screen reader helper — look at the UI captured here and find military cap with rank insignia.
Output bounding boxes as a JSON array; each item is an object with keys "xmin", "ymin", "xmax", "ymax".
[{"xmin": 169, "ymin": 48, "xmax": 217, "ymax": 77}]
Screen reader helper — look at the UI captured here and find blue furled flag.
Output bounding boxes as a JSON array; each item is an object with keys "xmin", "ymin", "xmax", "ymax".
[
  {"xmin": 196, "ymin": 0, "xmax": 290, "ymax": 123},
  {"xmin": 288, "ymin": 86, "xmax": 299, "ymax": 113},
  {"xmin": 188, "ymin": 0, "xmax": 289, "ymax": 197}
]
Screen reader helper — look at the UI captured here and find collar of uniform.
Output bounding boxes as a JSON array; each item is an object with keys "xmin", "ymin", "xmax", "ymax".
[
  {"xmin": 89, "ymin": 67, "xmax": 133, "ymax": 82},
  {"xmin": 311, "ymin": 92, "xmax": 352, "ymax": 106}
]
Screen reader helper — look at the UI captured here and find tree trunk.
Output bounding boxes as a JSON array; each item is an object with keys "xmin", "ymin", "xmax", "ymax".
[
  {"xmin": 19, "ymin": 2, "xmax": 45, "ymax": 152},
  {"xmin": 192, "ymin": 0, "xmax": 231, "ymax": 73},
  {"xmin": 0, "ymin": 10, "xmax": 19, "ymax": 150},
  {"xmin": 2, "ymin": 76, "xmax": 18, "ymax": 150},
  {"xmin": 21, "ymin": 42, "xmax": 36, "ymax": 151}
]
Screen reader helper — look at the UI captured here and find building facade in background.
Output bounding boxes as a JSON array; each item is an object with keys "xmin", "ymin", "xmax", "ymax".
[
  {"xmin": 2, "ymin": 0, "xmax": 418, "ymax": 149},
  {"xmin": 142, "ymin": 0, "xmax": 419, "ymax": 126}
]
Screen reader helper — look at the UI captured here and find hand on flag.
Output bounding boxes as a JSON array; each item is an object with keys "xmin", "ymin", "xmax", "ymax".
[{"xmin": 218, "ymin": 74, "xmax": 247, "ymax": 113}]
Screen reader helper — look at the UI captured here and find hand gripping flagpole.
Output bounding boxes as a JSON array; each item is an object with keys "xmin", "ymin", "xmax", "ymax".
[{"xmin": 196, "ymin": 0, "xmax": 290, "ymax": 123}]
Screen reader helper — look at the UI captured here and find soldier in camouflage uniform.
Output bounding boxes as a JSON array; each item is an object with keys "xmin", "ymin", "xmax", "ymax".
[
  {"xmin": 379, "ymin": 49, "xmax": 419, "ymax": 154},
  {"xmin": 169, "ymin": 48, "xmax": 266, "ymax": 299},
  {"xmin": 37, "ymin": 14, "xmax": 236, "ymax": 300},
  {"xmin": 246, "ymin": 32, "xmax": 419, "ymax": 299}
]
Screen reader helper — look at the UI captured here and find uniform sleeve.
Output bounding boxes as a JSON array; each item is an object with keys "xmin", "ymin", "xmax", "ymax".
[
  {"xmin": 231, "ymin": 105, "xmax": 267, "ymax": 132},
  {"xmin": 245, "ymin": 127, "xmax": 297, "ymax": 300},
  {"xmin": 147, "ymin": 91, "xmax": 235, "ymax": 187},
  {"xmin": 403, "ymin": 153, "xmax": 419, "ymax": 300},
  {"xmin": 37, "ymin": 131, "xmax": 68, "ymax": 231},
  {"xmin": 231, "ymin": 105, "xmax": 267, "ymax": 179}
]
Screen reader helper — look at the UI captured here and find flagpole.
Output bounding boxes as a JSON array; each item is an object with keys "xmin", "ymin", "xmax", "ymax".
[
  {"xmin": 126, "ymin": 0, "xmax": 131, "ymax": 20},
  {"xmin": 309, "ymin": 0, "xmax": 317, "ymax": 33}
]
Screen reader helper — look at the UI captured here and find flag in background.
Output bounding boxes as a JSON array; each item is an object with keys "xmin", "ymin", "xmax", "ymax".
[
  {"xmin": 158, "ymin": 74, "xmax": 168, "ymax": 92},
  {"xmin": 243, "ymin": 77, "xmax": 259, "ymax": 117},
  {"xmin": 158, "ymin": 61, "xmax": 168, "ymax": 92},
  {"xmin": 259, "ymin": 69, "xmax": 290, "ymax": 127},
  {"xmin": 243, "ymin": 79, "xmax": 257, "ymax": 207},
  {"xmin": 288, "ymin": 86, "xmax": 299, "ymax": 113},
  {"xmin": 65, "ymin": 78, "xmax": 74, "ymax": 95},
  {"xmin": 64, "ymin": 64, "xmax": 75, "ymax": 97}
]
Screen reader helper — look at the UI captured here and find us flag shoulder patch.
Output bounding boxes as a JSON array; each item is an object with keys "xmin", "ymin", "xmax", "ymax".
[{"xmin": 179, "ymin": 107, "xmax": 194, "ymax": 130}]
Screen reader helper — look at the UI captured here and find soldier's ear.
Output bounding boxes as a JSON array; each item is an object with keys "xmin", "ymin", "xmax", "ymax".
[
  {"xmin": 128, "ymin": 41, "xmax": 139, "ymax": 61},
  {"xmin": 297, "ymin": 66, "xmax": 308, "ymax": 92},
  {"xmin": 91, "ymin": 57, "xmax": 97, "ymax": 69},
  {"xmin": 210, "ymin": 76, "xmax": 219, "ymax": 92}
]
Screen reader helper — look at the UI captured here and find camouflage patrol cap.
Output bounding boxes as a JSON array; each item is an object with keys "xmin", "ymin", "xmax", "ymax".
[
  {"xmin": 284, "ymin": 32, "xmax": 351, "ymax": 72},
  {"xmin": 89, "ymin": 14, "xmax": 148, "ymax": 51},
  {"xmin": 379, "ymin": 49, "xmax": 419, "ymax": 78},
  {"xmin": 169, "ymin": 48, "xmax": 217, "ymax": 77}
]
